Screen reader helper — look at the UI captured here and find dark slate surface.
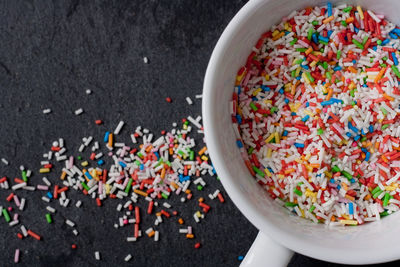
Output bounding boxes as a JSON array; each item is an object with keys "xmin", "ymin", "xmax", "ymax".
[{"xmin": 0, "ymin": 0, "xmax": 398, "ymax": 266}]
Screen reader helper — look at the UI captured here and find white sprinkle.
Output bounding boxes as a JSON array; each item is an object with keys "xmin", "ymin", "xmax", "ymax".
[
  {"xmin": 95, "ymin": 251, "xmax": 101, "ymax": 260},
  {"xmin": 43, "ymin": 108, "xmax": 51, "ymax": 114},
  {"xmin": 1, "ymin": 158, "xmax": 8, "ymax": 165},
  {"xmin": 74, "ymin": 108, "xmax": 84, "ymax": 115},
  {"xmin": 143, "ymin": 57, "xmax": 149, "ymax": 64},
  {"xmin": 186, "ymin": 97, "xmax": 193, "ymax": 105},
  {"xmin": 114, "ymin": 121, "xmax": 125, "ymax": 135},
  {"xmin": 124, "ymin": 254, "xmax": 132, "ymax": 262}
]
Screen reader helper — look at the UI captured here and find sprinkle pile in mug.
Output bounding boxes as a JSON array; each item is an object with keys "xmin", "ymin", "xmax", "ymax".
[{"xmin": 232, "ymin": 3, "xmax": 400, "ymax": 226}]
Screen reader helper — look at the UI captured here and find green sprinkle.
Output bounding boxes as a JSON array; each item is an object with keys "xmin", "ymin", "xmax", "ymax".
[
  {"xmin": 391, "ymin": 65, "xmax": 400, "ymax": 79},
  {"xmin": 166, "ymin": 160, "xmax": 171, "ymax": 167},
  {"xmin": 373, "ymin": 189, "xmax": 383, "ymax": 199},
  {"xmin": 249, "ymin": 102, "xmax": 258, "ymax": 111},
  {"xmin": 137, "ymin": 152, "xmax": 143, "ymax": 158},
  {"xmin": 252, "ymin": 166, "xmax": 265, "ymax": 177},
  {"xmin": 197, "ymin": 185, "xmax": 203, "ymax": 191},
  {"xmin": 380, "ymin": 107, "xmax": 388, "ymax": 116},
  {"xmin": 382, "ymin": 124, "xmax": 389, "ymax": 130},
  {"xmin": 323, "ymin": 61, "xmax": 328, "ymax": 70},
  {"xmin": 350, "ymin": 89, "xmax": 355, "ymax": 97},
  {"xmin": 319, "ymin": 40, "xmax": 328, "ymax": 45},
  {"xmin": 125, "ymin": 178, "xmax": 133, "ymax": 193},
  {"xmin": 294, "ymin": 188, "xmax": 303, "ymax": 196},
  {"xmin": 382, "ymin": 56, "xmax": 388, "ymax": 61},
  {"xmin": 326, "ymin": 72, "xmax": 332, "ymax": 80},
  {"xmin": 336, "ymin": 50, "xmax": 341, "ymax": 60},
  {"xmin": 270, "ymin": 107, "xmax": 278, "ymax": 113},
  {"xmin": 81, "ymin": 182, "xmax": 90, "ymax": 191},
  {"xmin": 184, "ymin": 121, "xmax": 189, "ymax": 126},
  {"xmin": 309, "ymin": 205, "xmax": 316, "ymax": 213},
  {"xmin": 312, "ymin": 20, "xmax": 319, "ymax": 26},
  {"xmin": 189, "ymin": 150, "xmax": 195, "ymax": 161},
  {"xmin": 77, "ymin": 156, "xmax": 82, "ymax": 160},
  {"xmin": 371, "ymin": 186, "xmax": 381, "ymax": 195},
  {"xmin": 377, "ymin": 39, "xmax": 382, "ymax": 45},
  {"xmin": 305, "ymin": 72, "xmax": 314, "ymax": 83},
  {"xmin": 291, "ymin": 69, "xmax": 296, "ymax": 77},
  {"xmin": 343, "ymin": 6, "xmax": 352, "ymax": 12},
  {"xmin": 383, "ymin": 193, "xmax": 390, "ymax": 207},
  {"xmin": 161, "ymin": 192, "xmax": 169, "ymax": 199},
  {"xmin": 296, "ymin": 48, "xmax": 307, "ymax": 52},
  {"xmin": 352, "ymin": 39, "xmax": 364, "ymax": 49},
  {"xmin": 380, "ymin": 211, "xmax": 389, "ymax": 217},
  {"xmin": 341, "ymin": 20, "xmax": 347, "ymax": 27},
  {"xmin": 285, "ymin": 202, "xmax": 297, "ymax": 207},
  {"xmin": 177, "ymin": 150, "xmax": 185, "ymax": 156},
  {"xmin": 289, "ymin": 38, "xmax": 298, "ymax": 46},
  {"xmin": 2, "ymin": 208, "xmax": 10, "ymax": 222},
  {"xmin": 341, "ymin": 170, "xmax": 352, "ymax": 180},
  {"xmin": 295, "ymin": 59, "xmax": 304, "ymax": 65},
  {"xmin": 46, "ymin": 213, "xmax": 52, "ymax": 224},
  {"xmin": 380, "ymin": 63, "xmax": 387, "ymax": 68},
  {"xmin": 135, "ymin": 160, "xmax": 141, "ymax": 166},
  {"xmin": 362, "ymin": 36, "xmax": 369, "ymax": 45},
  {"xmin": 331, "ymin": 165, "xmax": 340, "ymax": 173},
  {"xmin": 317, "ymin": 128, "xmax": 324, "ymax": 135},
  {"xmin": 247, "ymin": 147, "xmax": 254, "ymax": 155},
  {"xmin": 361, "ymin": 136, "xmax": 367, "ymax": 142},
  {"xmin": 307, "ymin": 28, "xmax": 313, "ymax": 40},
  {"xmin": 22, "ymin": 171, "xmax": 27, "ymax": 182},
  {"xmin": 320, "ymin": 47, "xmax": 324, "ymax": 53}
]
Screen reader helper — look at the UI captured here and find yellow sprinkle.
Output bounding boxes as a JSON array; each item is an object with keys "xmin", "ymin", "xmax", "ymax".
[
  {"xmin": 277, "ymin": 174, "xmax": 284, "ymax": 179},
  {"xmin": 340, "ymin": 219, "xmax": 358, "ymax": 225},
  {"xmin": 385, "ymin": 186, "xmax": 396, "ymax": 191},
  {"xmin": 303, "ymin": 110, "xmax": 314, "ymax": 117},
  {"xmin": 299, "ymin": 208, "xmax": 305, "ymax": 218},
  {"xmin": 304, "ymin": 153, "xmax": 311, "ymax": 161},
  {"xmin": 324, "ymin": 171, "xmax": 332, "ymax": 178},
  {"xmin": 201, "ymin": 155, "xmax": 208, "ymax": 161},
  {"xmin": 105, "ymin": 184, "xmax": 111, "ymax": 194},
  {"xmin": 294, "ymin": 158, "xmax": 302, "ymax": 163},
  {"xmin": 302, "ymin": 72, "xmax": 311, "ymax": 84},
  {"xmin": 195, "ymin": 211, "xmax": 202, "ymax": 218},
  {"xmin": 274, "ymin": 132, "xmax": 280, "ymax": 144},
  {"xmin": 348, "ymin": 82, "xmax": 356, "ymax": 90},
  {"xmin": 265, "ymin": 133, "xmax": 275, "ymax": 143},
  {"xmin": 264, "ymin": 74, "xmax": 270, "ymax": 81},
  {"xmin": 134, "ymin": 189, "xmax": 148, "ymax": 197},
  {"xmin": 263, "ymin": 100, "xmax": 272, "ymax": 105},
  {"xmin": 309, "ymin": 60, "xmax": 317, "ymax": 68},
  {"xmin": 236, "ymin": 70, "xmax": 247, "ymax": 85},
  {"xmin": 272, "ymin": 30, "xmax": 280, "ymax": 37},
  {"xmin": 253, "ymin": 88, "xmax": 262, "ymax": 96},
  {"xmin": 39, "ymin": 168, "xmax": 50, "ymax": 173},
  {"xmin": 265, "ymin": 168, "xmax": 272, "ymax": 177},
  {"xmin": 81, "ymin": 161, "xmax": 88, "ymax": 167},
  {"xmin": 266, "ymin": 148, "xmax": 272, "ymax": 158},
  {"xmin": 295, "ymin": 67, "xmax": 301, "ymax": 77},
  {"xmin": 357, "ymin": 6, "xmax": 364, "ymax": 19}
]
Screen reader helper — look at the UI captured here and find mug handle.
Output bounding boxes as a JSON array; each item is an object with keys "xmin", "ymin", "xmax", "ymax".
[{"xmin": 240, "ymin": 231, "xmax": 294, "ymax": 267}]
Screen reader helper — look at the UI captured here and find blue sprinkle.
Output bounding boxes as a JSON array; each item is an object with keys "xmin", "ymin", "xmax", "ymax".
[
  {"xmin": 318, "ymin": 35, "xmax": 329, "ymax": 43},
  {"xmin": 236, "ymin": 114, "xmax": 242, "ymax": 124},
  {"xmin": 119, "ymin": 161, "xmax": 127, "ymax": 168},
  {"xmin": 312, "ymin": 33, "xmax": 319, "ymax": 44},
  {"xmin": 236, "ymin": 86, "xmax": 241, "ymax": 95},
  {"xmin": 382, "ymin": 39, "xmax": 390, "ymax": 45},
  {"xmin": 285, "ymin": 31, "xmax": 290, "ymax": 36},
  {"xmin": 327, "ymin": 2, "xmax": 332, "ymax": 16},
  {"xmin": 327, "ymin": 30, "xmax": 333, "ymax": 38},
  {"xmin": 369, "ymin": 125, "xmax": 373, "ymax": 133},
  {"xmin": 354, "ymin": 135, "xmax": 361, "ymax": 141},
  {"xmin": 365, "ymin": 151, "xmax": 371, "ymax": 161},
  {"xmin": 321, "ymin": 100, "xmax": 334, "ymax": 106},
  {"xmin": 238, "ymin": 256, "xmax": 244, "ymax": 261},
  {"xmin": 267, "ymin": 167, "xmax": 274, "ymax": 173},
  {"xmin": 350, "ymin": 178, "xmax": 355, "ymax": 183},
  {"xmin": 302, "ymin": 115, "xmax": 310, "ymax": 122},
  {"xmin": 361, "ymin": 148, "xmax": 368, "ymax": 153},
  {"xmin": 154, "ymin": 152, "xmax": 160, "ymax": 159},
  {"xmin": 284, "ymin": 98, "xmax": 289, "ymax": 104},
  {"xmin": 373, "ymin": 46, "xmax": 377, "ymax": 51},
  {"xmin": 306, "ymin": 102, "xmax": 309, "ymax": 107},
  {"xmin": 291, "ymin": 112, "xmax": 297, "ymax": 116},
  {"xmin": 283, "ymin": 130, "xmax": 288, "ymax": 136},
  {"xmin": 392, "ymin": 52, "xmax": 399, "ymax": 66},
  {"xmin": 279, "ymin": 88, "xmax": 284, "ymax": 94},
  {"xmin": 346, "ymin": 132, "xmax": 352, "ymax": 138},
  {"xmin": 361, "ymin": 129, "xmax": 366, "ymax": 135},
  {"xmin": 389, "ymin": 32, "xmax": 398, "ymax": 39},
  {"xmin": 349, "ymin": 202, "xmax": 354, "ymax": 215},
  {"xmin": 337, "ymin": 185, "xmax": 341, "ymax": 190},
  {"xmin": 333, "ymin": 66, "xmax": 342, "ymax": 71},
  {"xmin": 362, "ymin": 84, "xmax": 368, "ymax": 87},
  {"xmin": 104, "ymin": 132, "xmax": 110, "ymax": 143},
  {"xmin": 294, "ymin": 143, "xmax": 305, "ymax": 148},
  {"xmin": 348, "ymin": 122, "xmax": 358, "ymax": 134},
  {"xmin": 97, "ymin": 159, "xmax": 104, "ymax": 165},
  {"xmin": 392, "ymin": 28, "xmax": 400, "ymax": 35},
  {"xmin": 354, "ymin": 27, "xmax": 359, "ymax": 34},
  {"xmin": 236, "ymin": 140, "xmax": 243, "ymax": 148},
  {"xmin": 296, "ymin": 76, "xmax": 301, "ymax": 80},
  {"xmin": 301, "ymin": 64, "xmax": 309, "ymax": 70},
  {"xmin": 330, "ymin": 178, "xmax": 335, "ymax": 183},
  {"xmin": 47, "ymin": 192, "xmax": 53, "ymax": 199},
  {"xmin": 85, "ymin": 171, "xmax": 93, "ymax": 180},
  {"xmin": 352, "ymin": 60, "xmax": 357, "ymax": 64},
  {"xmin": 139, "ymin": 164, "xmax": 144, "ymax": 170},
  {"xmin": 331, "ymin": 98, "xmax": 343, "ymax": 104},
  {"xmin": 261, "ymin": 85, "xmax": 270, "ymax": 92}
]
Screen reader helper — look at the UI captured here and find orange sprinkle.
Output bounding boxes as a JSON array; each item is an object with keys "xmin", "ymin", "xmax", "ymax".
[
  {"xmin": 133, "ymin": 189, "xmax": 148, "ymax": 197},
  {"xmin": 345, "ymin": 17, "xmax": 354, "ymax": 24},
  {"xmin": 383, "ymin": 93, "xmax": 395, "ymax": 101},
  {"xmin": 345, "ymin": 194, "xmax": 355, "ymax": 201},
  {"xmin": 272, "ymin": 32, "xmax": 285, "ymax": 41},
  {"xmin": 325, "ymin": 88, "xmax": 333, "ymax": 100},
  {"xmin": 323, "ymin": 16, "xmax": 335, "ymax": 24},
  {"xmin": 108, "ymin": 133, "xmax": 113, "ymax": 148},
  {"xmin": 186, "ymin": 234, "xmax": 194, "ymax": 239},
  {"xmin": 348, "ymin": 66, "xmax": 358, "ymax": 73},
  {"xmin": 374, "ymin": 67, "xmax": 386, "ymax": 83}
]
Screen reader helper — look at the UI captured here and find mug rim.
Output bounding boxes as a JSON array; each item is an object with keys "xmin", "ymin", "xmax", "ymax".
[{"xmin": 202, "ymin": 0, "xmax": 400, "ymax": 264}]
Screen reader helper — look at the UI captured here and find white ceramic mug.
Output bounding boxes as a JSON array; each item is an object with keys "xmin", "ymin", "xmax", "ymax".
[{"xmin": 202, "ymin": 0, "xmax": 400, "ymax": 266}]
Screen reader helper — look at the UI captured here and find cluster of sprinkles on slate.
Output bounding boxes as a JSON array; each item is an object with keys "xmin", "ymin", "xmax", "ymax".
[
  {"xmin": 232, "ymin": 3, "xmax": 400, "ymax": 226},
  {"xmin": 0, "ymin": 94, "xmax": 226, "ymax": 263}
]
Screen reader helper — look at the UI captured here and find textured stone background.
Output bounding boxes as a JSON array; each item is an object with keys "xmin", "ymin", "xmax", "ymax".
[{"xmin": 0, "ymin": 0, "xmax": 397, "ymax": 266}]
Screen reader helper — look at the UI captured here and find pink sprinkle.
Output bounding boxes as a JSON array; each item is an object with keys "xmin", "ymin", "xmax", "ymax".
[
  {"xmin": 322, "ymin": 107, "xmax": 328, "ymax": 113},
  {"xmin": 352, "ymin": 142, "xmax": 358, "ymax": 147},
  {"xmin": 123, "ymin": 219, "xmax": 128, "ymax": 225},
  {"xmin": 8, "ymin": 207, "xmax": 12, "ymax": 211}
]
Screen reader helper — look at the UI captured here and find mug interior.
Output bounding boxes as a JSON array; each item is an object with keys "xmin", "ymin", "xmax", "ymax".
[{"xmin": 203, "ymin": 0, "xmax": 400, "ymax": 264}]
